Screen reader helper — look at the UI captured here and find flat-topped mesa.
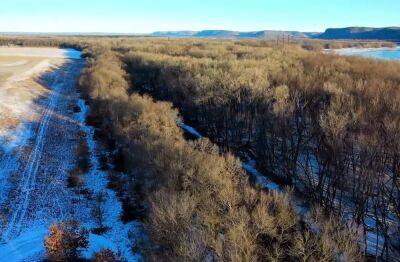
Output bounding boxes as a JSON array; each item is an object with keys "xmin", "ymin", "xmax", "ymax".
[
  {"xmin": 319, "ymin": 27, "xmax": 400, "ymax": 41},
  {"xmin": 151, "ymin": 29, "xmax": 313, "ymax": 39},
  {"xmin": 150, "ymin": 27, "xmax": 400, "ymax": 42}
]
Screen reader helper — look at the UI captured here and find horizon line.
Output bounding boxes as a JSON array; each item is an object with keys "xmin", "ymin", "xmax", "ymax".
[{"xmin": 1, "ymin": 26, "xmax": 399, "ymax": 36}]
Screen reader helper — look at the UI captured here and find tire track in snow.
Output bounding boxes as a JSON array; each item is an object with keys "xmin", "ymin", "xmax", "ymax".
[{"xmin": 2, "ymin": 72, "xmax": 63, "ymax": 241}]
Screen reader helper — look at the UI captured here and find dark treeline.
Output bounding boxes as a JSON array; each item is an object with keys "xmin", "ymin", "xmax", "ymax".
[
  {"xmin": 0, "ymin": 36, "xmax": 88, "ymax": 50},
  {"xmin": 1, "ymin": 36, "xmax": 398, "ymax": 260},
  {"xmin": 298, "ymin": 39, "xmax": 396, "ymax": 51},
  {"xmin": 1, "ymin": 35, "xmax": 395, "ymax": 51}
]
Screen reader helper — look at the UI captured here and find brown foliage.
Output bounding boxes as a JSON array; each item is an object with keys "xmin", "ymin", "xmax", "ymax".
[
  {"xmin": 77, "ymin": 48, "xmax": 361, "ymax": 261},
  {"xmin": 118, "ymin": 38, "xmax": 399, "ymax": 259},
  {"xmin": 44, "ymin": 220, "xmax": 89, "ymax": 261}
]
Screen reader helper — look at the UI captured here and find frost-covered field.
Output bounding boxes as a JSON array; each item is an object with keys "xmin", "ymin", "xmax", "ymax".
[{"xmin": 0, "ymin": 48, "xmax": 140, "ymax": 261}]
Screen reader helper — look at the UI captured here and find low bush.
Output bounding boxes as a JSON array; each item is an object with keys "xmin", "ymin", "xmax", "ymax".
[{"xmin": 44, "ymin": 220, "xmax": 89, "ymax": 261}]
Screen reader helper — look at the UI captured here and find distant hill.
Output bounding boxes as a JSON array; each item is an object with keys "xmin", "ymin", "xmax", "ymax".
[
  {"xmin": 149, "ymin": 27, "xmax": 400, "ymax": 42},
  {"xmin": 151, "ymin": 31, "xmax": 198, "ymax": 37},
  {"xmin": 318, "ymin": 27, "xmax": 400, "ymax": 41},
  {"xmin": 150, "ymin": 30, "xmax": 312, "ymax": 39}
]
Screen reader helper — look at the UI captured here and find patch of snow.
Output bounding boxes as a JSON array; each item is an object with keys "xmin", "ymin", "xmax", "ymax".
[
  {"xmin": 242, "ymin": 160, "xmax": 281, "ymax": 191},
  {"xmin": 0, "ymin": 123, "xmax": 33, "ymax": 154},
  {"xmin": 177, "ymin": 121, "xmax": 202, "ymax": 138},
  {"xmin": 83, "ymin": 233, "xmax": 119, "ymax": 259},
  {"xmin": 366, "ymin": 231, "xmax": 385, "ymax": 256},
  {"xmin": 365, "ymin": 216, "xmax": 377, "ymax": 229},
  {"xmin": 75, "ymin": 97, "xmax": 142, "ymax": 261},
  {"xmin": 0, "ymin": 226, "xmax": 47, "ymax": 262}
]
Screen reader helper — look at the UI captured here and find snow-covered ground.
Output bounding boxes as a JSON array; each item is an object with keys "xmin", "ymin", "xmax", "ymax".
[
  {"xmin": 0, "ymin": 48, "xmax": 140, "ymax": 261},
  {"xmin": 75, "ymin": 97, "xmax": 142, "ymax": 261},
  {"xmin": 0, "ymin": 57, "xmax": 85, "ymax": 260}
]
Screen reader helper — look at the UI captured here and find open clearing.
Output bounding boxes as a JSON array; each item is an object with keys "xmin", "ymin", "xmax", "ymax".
[{"xmin": 0, "ymin": 47, "xmax": 139, "ymax": 261}]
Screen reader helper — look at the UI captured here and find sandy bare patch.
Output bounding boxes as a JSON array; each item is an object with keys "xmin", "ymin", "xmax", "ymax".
[
  {"xmin": 0, "ymin": 47, "xmax": 81, "ymax": 59},
  {"xmin": 0, "ymin": 57, "xmax": 44, "ymax": 85}
]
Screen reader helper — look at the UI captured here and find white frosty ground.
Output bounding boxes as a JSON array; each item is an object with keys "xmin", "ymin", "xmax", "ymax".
[
  {"xmin": 0, "ymin": 48, "xmax": 140, "ymax": 261},
  {"xmin": 76, "ymin": 98, "xmax": 142, "ymax": 261}
]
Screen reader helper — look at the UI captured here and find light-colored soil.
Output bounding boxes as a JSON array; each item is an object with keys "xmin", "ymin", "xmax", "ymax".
[
  {"xmin": 0, "ymin": 57, "xmax": 43, "ymax": 85},
  {"xmin": 0, "ymin": 56, "xmax": 64, "ymax": 148},
  {"xmin": 0, "ymin": 47, "xmax": 81, "ymax": 154},
  {"xmin": 0, "ymin": 47, "xmax": 81, "ymax": 59},
  {"xmin": 0, "ymin": 47, "xmax": 81, "ymax": 87},
  {"xmin": 0, "ymin": 47, "xmax": 80, "ymax": 144}
]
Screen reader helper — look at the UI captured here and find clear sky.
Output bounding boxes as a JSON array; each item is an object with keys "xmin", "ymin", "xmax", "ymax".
[{"xmin": 0, "ymin": 0, "xmax": 399, "ymax": 33}]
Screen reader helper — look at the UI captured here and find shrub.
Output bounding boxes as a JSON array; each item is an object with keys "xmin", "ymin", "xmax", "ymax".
[{"xmin": 44, "ymin": 220, "xmax": 89, "ymax": 261}]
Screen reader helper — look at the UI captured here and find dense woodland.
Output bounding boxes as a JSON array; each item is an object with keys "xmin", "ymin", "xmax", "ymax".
[{"xmin": 1, "ymin": 36, "xmax": 399, "ymax": 261}]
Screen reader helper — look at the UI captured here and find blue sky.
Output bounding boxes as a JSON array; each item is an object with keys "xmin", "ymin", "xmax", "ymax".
[{"xmin": 0, "ymin": 0, "xmax": 399, "ymax": 33}]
